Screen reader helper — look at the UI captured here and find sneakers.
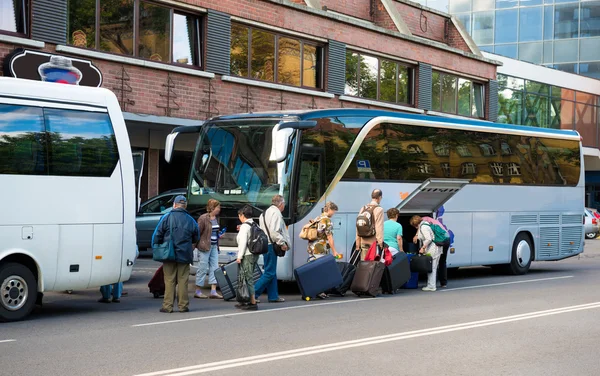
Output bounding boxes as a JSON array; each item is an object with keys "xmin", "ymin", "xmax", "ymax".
[
  {"xmin": 98, "ymin": 298, "xmax": 111, "ymax": 303},
  {"xmin": 159, "ymin": 308, "xmax": 173, "ymax": 313},
  {"xmin": 241, "ymin": 304, "xmax": 258, "ymax": 311},
  {"xmin": 194, "ymin": 293, "xmax": 208, "ymax": 299},
  {"xmin": 422, "ymin": 286, "xmax": 437, "ymax": 292},
  {"xmin": 209, "ymin": 293, "xmax": 223, "ymax": 299},
  {"xmin": 112, "ymin": 298, "xmax": 121, "ymax": 303},
  {"xmin": 235, "ymin": 303, "xmax": 248, "ymax": 309},
  {"xmin": 268, "ymin": 297, "xmax": 285, "ymax": 303}
]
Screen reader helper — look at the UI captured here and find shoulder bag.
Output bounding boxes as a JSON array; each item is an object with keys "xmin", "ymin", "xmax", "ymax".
[{"xmin": 152, "ymin": 214, "xmax": 176, "ymax": 262}]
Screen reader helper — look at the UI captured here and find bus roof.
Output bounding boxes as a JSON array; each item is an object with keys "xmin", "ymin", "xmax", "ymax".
[
  {"xmin": 211, "ymin": 108, "xmax": 580, "ymax": 139},
  {"xmin": 0, "ymin": 77, "xmax": 115, "ymax": 108}
]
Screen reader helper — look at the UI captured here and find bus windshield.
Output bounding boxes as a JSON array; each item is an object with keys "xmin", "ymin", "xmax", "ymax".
[{"xmin": 188, "ymin": 119, "xmax": 296, "ymax": 217}]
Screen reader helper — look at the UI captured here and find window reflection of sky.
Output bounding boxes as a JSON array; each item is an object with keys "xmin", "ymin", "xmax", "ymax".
[
  {"xmin": 0, "ymin": 105, "xmax": 44, "ymax": 133},
  {"xmin": 45, "ymin": 109, "xmax": 112, "ymax": 140}
]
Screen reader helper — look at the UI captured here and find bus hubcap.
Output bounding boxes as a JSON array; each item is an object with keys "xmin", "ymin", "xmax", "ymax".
[
  {"xmin": 516, "ymin": 241, "xmax": 531, "ymax": 268},
  {"xmin": 1, "ymin": 276, "xmax": 28, "ymax": 311}
]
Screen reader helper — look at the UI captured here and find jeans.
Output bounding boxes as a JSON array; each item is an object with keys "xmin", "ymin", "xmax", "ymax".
[
  {"xmin": 196, "ymin": 244, "xmax": 219, "ymax": 287},
  {"xmin": 254, "ymin": 244, "xmax": 279, "ymax": 301},
  {"xmin": 163, "ymin": 262, "xmax": 190, "ymax": 311},
  {"xmin": 100, "ymin": 282, "xmax": 123, "ymax": 300},
  {"xmin": 438, "ymin": 243, "xmax": 449, "ymax": 286}
]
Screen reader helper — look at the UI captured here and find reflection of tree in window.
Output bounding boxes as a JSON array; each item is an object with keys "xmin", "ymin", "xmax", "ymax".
[
  {"xmin": 506, "ymin": 162, "xmax": 521, "ymax": 176},
  {"xmin": 379, "ymin": 59, "xmax": 397, "ymax": 103},
  {"xmin": 230, "ymin": 24, "xmax": 249, "ymax": 77},
  {"xmin": 359, "ymin": 55, "xmax": 378, "ymax": 100},
  {"xmin": 277, "ymin": 37, "xmax": 301, "ymax": 86},
  {"xmin": 456, "ymin": 145, "xmax": 472, "ymax": 157},
  {"xmin": 407, "ymin": 144, "xmax": 423, "ymax": 154},
  {"xmin": 434, "ymin": 143, "xmax": 450, "ymax": 156},
  {"xmin": 68, "ymin": 0, "xmax": 96, "ymax": 48},
  {"xmin": 489, "ymin": 162, "xmax": 503, "ymax": 176},
  {"xmin": 99, "ymin": 0, "xmax": 135, "ymax": 55},
  {"xmin": 432, "ymin": 71, "xmax": 441, "ymax": 111},
  {"xmin": 138, "ymin": 2, "xmax": 171, "ymax": 62},
  {"xmin": 458, "ymin": 79, "xmax": 471, "ymax": 117},
  {"xmin": 479, "ymin": 143, "xmax": 496, "ymax": 156},
  {"xmin": 501, "ymin": 142, "xmax": 512, "ymax": 155},
  {"xmin": 461, "ymin": 162, "xmax": 477, "ymax": 175},
  {"xmin": 442, "ymin": 74, "xmax": 457, "ymax": 114},
  {"xmin": 251, "ymin": 29, "xmax": 275, "ymax": 82},
  {"xmin": 440, "ymin": 163, "xmax": 451, "ymax": 177}
]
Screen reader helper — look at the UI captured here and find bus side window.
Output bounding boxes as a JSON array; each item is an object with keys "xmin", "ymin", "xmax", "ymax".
[{"xmin": 296, "ymin": 148, "xmax": 324, "ymax": 219}]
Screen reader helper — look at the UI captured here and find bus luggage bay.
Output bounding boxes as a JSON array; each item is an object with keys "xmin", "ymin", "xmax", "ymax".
[
  {"xmin": 165, "ymin": 109, "xmax": 584, "ymax": 281},
  {"xmin": 0, "ymin": 78, "xmax": 137, "ymax": 321}
]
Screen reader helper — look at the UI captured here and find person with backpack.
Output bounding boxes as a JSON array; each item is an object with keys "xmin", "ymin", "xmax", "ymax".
[
  {"xmin": 235, "ymin": 205, "xmax": 260, "ymax": 311},
  {"xmin": 255, "ymin": 195, "xmax": 290, "ymax": 304},
  {"xmin": 355, "ymin": 190, "xmax": 385, "ymax": 261},
  {"xmin": 414, "ymin": 215, "xmax": 451, "ymax": 288},
  {"xmin": 410, "ymin": 215, "xmax": 444, "ymax": 292}
]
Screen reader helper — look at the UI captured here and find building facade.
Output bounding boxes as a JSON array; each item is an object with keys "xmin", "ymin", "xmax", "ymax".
[
  {"xmin": 0, "ymin": 0, "xmax": 500, "ymax": 202},
  {"xmin": 414, "ymin": 0, "xmax": 600, "ymax": 79}
]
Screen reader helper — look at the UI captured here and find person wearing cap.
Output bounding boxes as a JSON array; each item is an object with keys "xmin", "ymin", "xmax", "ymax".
[{"xmin": 152, "ymin": 195, "xmax": 200, "ymax": 313}]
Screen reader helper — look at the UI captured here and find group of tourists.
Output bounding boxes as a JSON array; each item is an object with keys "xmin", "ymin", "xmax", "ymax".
[{"xmin": 150, "ymin": 189, "xmax": 450, "ymax": 313}]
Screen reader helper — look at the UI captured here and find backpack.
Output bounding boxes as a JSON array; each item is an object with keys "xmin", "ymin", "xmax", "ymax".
[
  {"xmin": 422, "ymin": 222, "xmax": 450, "ymax": 246},
  {"xmin": 299, "ymin": 218, "xmax": 319, "ymax": 241},
  {"xmin": 244, "ymin": 222, "xmax": 269, "ymax": 255},
  {"xmin": 356, "ymin": 205, "xmax": 377, "ymax": 238}
]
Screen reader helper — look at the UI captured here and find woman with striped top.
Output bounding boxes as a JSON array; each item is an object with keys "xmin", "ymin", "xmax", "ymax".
[{"xmin": 195, "ymin": 199, "xmax": 224, "ymax": 299}]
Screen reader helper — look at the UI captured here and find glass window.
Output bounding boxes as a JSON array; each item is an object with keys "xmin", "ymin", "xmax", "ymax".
[
  {"xmin": 472, "ymin": 11, "xmax": 494, "ymax": 45},
  {"xmin": 449, "ymin": 0, "xmax": 470, "ymax": 13},
  {"xmin": 524, "ymin": 94, "xmax": 550, "ymax": 127},
  {"xmin": 398, "ymin": 65, "xmax": 410, "ymax": 104},
  {"xmin": 499, "ymin": 74, "xmax": 524, "ymax": 90},
  {"xmin": 490, "ymin": 162, "xmax": 503, "ymax": 176},
  {"xmin": 553, "ymin": 39, "xmax": 578, "ymax": 63},
  {"xmin": 296, "ymin": 151, "xmax": 323, "ymax": 219},
  {"xmin": 479, "ymin": 45, "xmax": 494, "ymax": 53},
  {"xmin": 495, "ymin": 9, "xmax": 518, "ymax": 44},
  {"xmin": 68, "ymin": 0, "xmax": 95, "ymax": 48},
  {"xmin": 432, "ymin": 71, "xmax": 441, "ymax": 111},
  {"xmin": 498, "ymin": 88, "xmax": 523, "ymax": 125},
  {"xmin": 518, "ymin": 42, "xmax": 543, "ymax": 64},
  {"xmin": 380, "ymin": 60, "xmax": 397, "ymax": 103},
  {"xmin": 554, "ymin": 3, "xmax": 579, "ymax": 39},
  {"xmin": 173, "ymin": 13, "xmax": 198, "ymax": 66},
  {"xmin": 543, "ymin": 41, "xmax": 553, "ymax": 63},
  {"xmin": 458, "ymin": 78, "xmax": 471, "ymax": 117},
  {"xmin": 461, "ymin": 162, "xmax": 477, "ymax": 176},
  {"xmin": 506, "ymin": 162, "xmax": 521, "ymax": 176},
  {"xmin": 520, "ymin": 0, "xmax": 542, "ymax": 5},
  {"xmin": 418, "ymin": 163, "xmax": 435, "ymax": 175},
  {"xmin": 345, "ymin": 51, "xmax": 359, "ymax": 96},
  {"xmin": 45, "ymin": 109, "xmax": 119, "ymax": 177},
  {"xmin": 580, "ymin": 1, "xmax": 600, "ymax": 37},
  {"xmin": 580, "ymin": 38, "xmax": 600, "ymax": 62},
  {"xmin": 544, "ymin": 5, "xmax": 554, "ymax": 40},
  {"xmin": 496, "ymin": 0, "xmax": 518, "ymax": 8},
  {"xmin": 277, "ymin": 37, "xmax": 301, "ymax": 86},
  {"xmin": 456, "ymin": 145, "xmax": 472, "ymax": 157},
  {"xmin": 138, "ymin": 2, "xmax": 170, "ymax": 62},
  {"xmin": 250, "ymin": 29, "xmax": 275, "ymax": 82},
  {"xmin": 231, "ymin": 24, "xmax": 249, "ymax": 77},
  {"xmin": 140, "ymin": 194, "xmax": 177, "ymax": 214},
  {"xmin": 441, "ymin": 74, "xmax": 457, "ymax": 114},
  {"xmin": 579, "ymin": 62, "xmax": 600, "ymax": 79},
  {"xmin": 553, "ymin": 62, "xmax": 578, "ymax": 74},
  {"xmin": 0, "ymin": 104, "xmax": 46, "ymax": 175},
  {"xmin": 434, "ymin": 143, "xmax": 450, "ymax": 156},
  {"xmin": 456, "ymin": 13, "xmax": 471, "ymax": 34},
  {"xmin": 520, "ymin": 7, "xmax": 543, "ymax": 42},
  {"xmin": 473, "ymin": 0, "xmax": 494, "ymax": 12},
  {"xmin": 0, "ymin": 0, "xmax": 27, "ymax": 34},
  {"xmin": 99, "ymin": 0, "xmax": 134, "ymax": 56},
  {"xmin": 408, "ymin": 144, "xmax": 424, "ymax": 154},
  {"xmin": 440, "ymin": 163, "xmax": 451, "ymax": 177},
  {"xmin": 526, "ymin": 80, "xmax": 549, "ymax": 95},
  {"xmin": 303, "ymin": 44, "xmax": 319, "ymax": 88},
  {"xmin": 576, "ymin": 103, "xmax": 598, "ymax": 148},
  {"xmin": 425, "ymin": 0, "xmax": 449, "ymax": 12},
  {"xmin": 494, "ymin": 44, "xmax": 518, "ymax": 59},
  {"xmin": 359, "ymin": 55, "xmax": 378, "ymax": 100},
  {"xmin": 479, "ymin": 144, "xmax": 496, "ymax": 156},
  {"xmin": 501, "ymin": 142, "xmax": 512, "ymax": 155}
]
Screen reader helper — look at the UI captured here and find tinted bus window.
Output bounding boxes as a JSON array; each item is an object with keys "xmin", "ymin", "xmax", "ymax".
[
  {"xmin": 45, "ymin": 109, "xmax": 119, "ymax": 177},
  {"xmin": 0, "ymin": 104, "xmax": 46, "ymax": 175}
]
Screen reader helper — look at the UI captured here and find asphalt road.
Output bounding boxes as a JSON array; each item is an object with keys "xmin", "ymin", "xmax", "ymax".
[{"xmin": 2, "ymin": 241, "xmax": 600, "ymax": 376}]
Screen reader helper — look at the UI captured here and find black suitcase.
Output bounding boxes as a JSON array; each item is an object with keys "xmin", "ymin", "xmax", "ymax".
[
  {"xmin": 294, "ymin": 255, "xmax": 343, "ymax": 300},
  {"xmin": 148, "ymin": 266, "xmax": 165, "ymax": 298},
  {"xmin": 349, "ymin": 248, "xmax": 361, "ymax": 267},
  {"xmin": 325, "ymin": 262, "xmax": 356, "ymax": 296},
  {"xmin": 410, "ymin": 254, "xmax": 433, "ymax": 273},
  {"xmin": 381, "ymin": 253, "xmax": 411, "ymax": 294},
  {"xmin": 215, "ymin": 261, "xmax": 263, "ymax": 301},
  {"xmin": 351, "ymin": 261, "xmax": 385, "ymax": 297}
]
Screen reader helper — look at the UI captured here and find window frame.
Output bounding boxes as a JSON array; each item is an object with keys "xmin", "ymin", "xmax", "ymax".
[
  {"xmin": 432, "ymin": 70, "xmax": 486, "ymax": 119},
  {"xmin": 345, "ymin": 50, "xmax": 414, "ymax": 106},
  {"xmin": 489, "ymin": 162, "xmax": 504, "ymax": 176},
  {"xmin": 68, "ymin": 0, "xmax": 203, "ymax": 68},
  {"xmin": 230, "ymin": 23, "xmax": 324, "ymax": 90},
  {"xmin": 1, "ymin": 0, "xmax": 29, "ymax": 37}
]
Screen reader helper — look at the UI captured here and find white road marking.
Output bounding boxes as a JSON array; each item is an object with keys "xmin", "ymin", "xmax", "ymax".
[
  {"xmin": 0, "ymin": 339, "xmax": 16, "ymax": 344},
  {"xmin": 439, "ymin": 275, "xmax": 574, "ymax": 292},
  {"xmin": 134, "ymin": 301, "xmax": 600, "ymax": 376},
  {"xmin": 132, "ymin": 298, "xmax": 381, "ymax": 327}
]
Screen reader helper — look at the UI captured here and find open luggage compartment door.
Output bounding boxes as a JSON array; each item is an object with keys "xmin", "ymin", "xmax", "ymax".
[{"xmin": 396, "ymin": 179, "xmax": 470, "ymax": 214}]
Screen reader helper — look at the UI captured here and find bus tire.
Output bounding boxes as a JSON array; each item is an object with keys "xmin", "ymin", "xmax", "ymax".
[
  {"xmin": 508, "ymin": 233, "xmax": 533, "ymax": 275},
  {"xmin": 0, "ymin": 263, "xmax": 38, "ymax": 322}
]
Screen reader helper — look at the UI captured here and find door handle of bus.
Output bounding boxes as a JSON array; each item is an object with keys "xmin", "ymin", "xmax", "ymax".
[{"xmin": 126, "ymin": 259, "xmax": 134, "ymax": 267}]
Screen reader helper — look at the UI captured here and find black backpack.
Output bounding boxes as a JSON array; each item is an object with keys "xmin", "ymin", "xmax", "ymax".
[
  {"xmin": 245, "ymin": 222, "xmax": 269, "ymax": 255},
  {"xmin": 356, "ymin": 205, "xmax": 377, "ymax": 238}
]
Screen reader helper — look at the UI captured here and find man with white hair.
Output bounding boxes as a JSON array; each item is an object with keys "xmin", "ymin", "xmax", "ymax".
[{"xmin": 255, "ymin": 194, "xmax": 290, "ymax": 303}]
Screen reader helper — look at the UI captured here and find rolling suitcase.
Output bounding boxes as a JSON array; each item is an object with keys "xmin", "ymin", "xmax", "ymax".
[
  {"xmin": 349, "ymin": 248, "xmax": 361, "ymax": 267},
  {"xmin": 380, "ymin": 252, "xmax": 411, "ymax": 294},
  {"xmin": 410, "ymin": 254, "xmax": 433, "ymax": 273},
  {"xmin": 403, "ymin": 254, "xmax": 420, "ymax": 289},
  {"xmin": 325, "ymin": 262, "xmax": 356, "ymax": 296},
  {"xmin": 215, "ymin": 260, "xmax": 263, "ymax": 301},
  {"xmin": 351, "ymin": 261, "xmax": 385, "ymax": 297},
  {"xmin": 294, "ymin": 255, "xmax": 343, "ymax": 301},
  {"xmin": 148, "ymin": 266, "xmax": 165, "ymax": 298}
]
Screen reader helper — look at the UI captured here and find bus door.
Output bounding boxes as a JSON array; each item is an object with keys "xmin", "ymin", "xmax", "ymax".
[{"xmin": 395, "ymin": 179, "xmax": 470, "ymax": 266}]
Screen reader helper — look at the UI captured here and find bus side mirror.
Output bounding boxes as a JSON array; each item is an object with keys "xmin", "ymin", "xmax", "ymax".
[
  {"xmin": 270, "ymin": 120, "xmax": 316, "ymax": 163},
  {"xmin": 164, "ymin": 124, "xmax": 204, "ymax": 163}
]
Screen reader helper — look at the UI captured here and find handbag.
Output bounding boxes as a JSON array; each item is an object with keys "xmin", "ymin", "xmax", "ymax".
[
  {"xmin": 236, "ymin": 264, "xmax": 251, "ymax": 304},
  {"xmin": 152, "ymin": 214, "xmax": 176, "ymax": 262},
  {"xmin": 260, "ymin": 213, "xmax": 287, "ymax": 257},
  {"xmin": 410, "ymin": 254, "xmax": 433, "ymax": 273},
  {"xmin": 365, "ymin": 242, "xmax": 392, "ymax": 266},
  {"xmin": 299, "ymin": 219, "xmax": 319, "ymax": 241}
]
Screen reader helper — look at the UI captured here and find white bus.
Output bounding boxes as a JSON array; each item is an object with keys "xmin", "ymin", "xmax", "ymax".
[
  {"xmin": 165, "ymin": 109, "xmax": 584, "ymax": 281},
  {"xmin": 0, "ymin": 78, "xmax": 137, "ymax": 321}
]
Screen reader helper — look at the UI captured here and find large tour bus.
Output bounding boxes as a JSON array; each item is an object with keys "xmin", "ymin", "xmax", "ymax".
[
  {"xmin": 0, "ymin": 78, "xmax": 137, "ymax": 321},
  {"xmin": 165, "ymin": 109, "xmax": 584, "ymax": 281}
]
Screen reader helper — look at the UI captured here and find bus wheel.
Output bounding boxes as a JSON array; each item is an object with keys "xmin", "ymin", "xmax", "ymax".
[
  {"xmin": 508, "ymin": 233, "xmax": 533, "ymax": 275},
  {"xmin": 0, "ymin": 263, "xmax": 38, "ymax": 322}
]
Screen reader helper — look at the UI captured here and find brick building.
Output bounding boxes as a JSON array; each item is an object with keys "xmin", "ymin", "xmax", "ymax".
[{"xmin": 0, "ymin": 0, "xmax": 500, "ymax": 201}]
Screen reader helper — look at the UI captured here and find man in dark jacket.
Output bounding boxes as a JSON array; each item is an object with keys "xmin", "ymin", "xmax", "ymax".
[{"xmin": 152, "ymin": 195, "xmax": 199, "ymax": 313}]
